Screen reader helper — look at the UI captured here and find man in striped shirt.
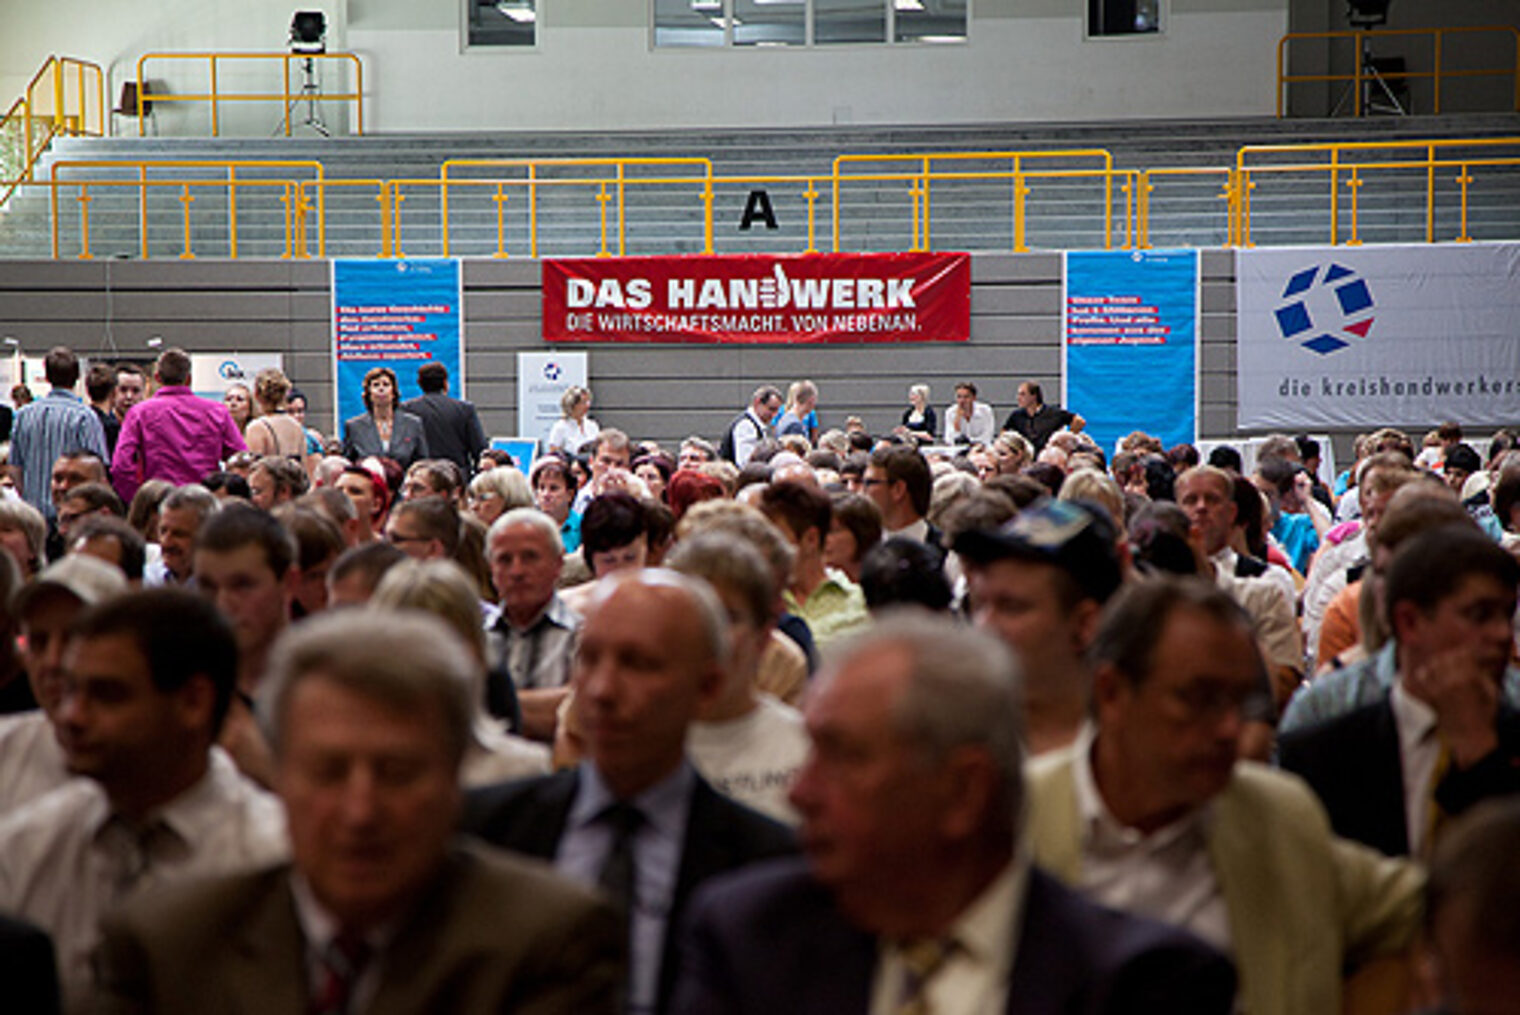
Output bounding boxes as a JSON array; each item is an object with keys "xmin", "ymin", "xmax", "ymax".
[{"xmin": 10, "ymin": 347, "xmax": 108, "ymax": 523}]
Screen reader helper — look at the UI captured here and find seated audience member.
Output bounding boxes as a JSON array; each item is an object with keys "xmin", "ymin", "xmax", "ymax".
[
  {"xmin": 145, "ymin": 484, "xmax": 219, "ymax": 588},
  {"xmin": 54, "ymin": 481, "xmax": 124, "ymax": 549},
  {"xmin": 954, "ymin": 500, "xmax": 1122, "ymax": 756},
  {"xmin": 668, "ymin": 535, "xmax": 810, "ymax": 825},
  {"xmin": 368, "ymin": 559, "xmax": 548, "ymax": 782},
  {"xmin": 200, "ymin": 470, "xmax": 251, "ymax": 502},
  {"xmin": 0, "ymin": 498, "xmax": 47, "ymax": 578},
  {"xmin": 1420, "ymin": 798, "xmax": 1520, "ymax": 1012},
  {"xmin": 863, "ymin": 445, "xmax": 942, "ymax": 555},
  {"xmin": 673, "ymin": 611, "xmax": 1236, "ymax": 1015},
  {"xmin": 1254, "ymin": 456, "xmax": 1329, "ymax": 575},
  {"xmin": 335, "ymin": 463, "xmax": 391, "ymax": 544},
  {"xmin": 0, "ymin": 556, "xmax": 127, "ymax": 812},
  {"xmin": 69, "ymin": 515, "xmax": 147, "ymax": 584},
  {"xmin": 678, "ymin": 500, "xmax": 812, "ymax": 703},
  {"xmin": 297, "ymin": 486, "xmax": 362, "ymax": 548},
  {"xmin": 942, "ymin": 381, "xmax": 995, "ymax": 446},
  {"xmin": 0, "ymin": 589, "xmax": 287, "ymax": 1008},
  {"xmin": 271, "ymin": 505, "xmax": 346, "ymax": 619},
  {"xmin": 402, "ymin": 458, "xmax": 464, "ymax": 504},
  {"xmin": 1025, "ymin": 577, "xmax": 1424, "ymax": 1015},
  {"xmin": 466, "ymin": 464, "xmax": 532, "ymax": 528},
  {"xmin": 859, "ymin": 537, "xmax": 952, "ymax": 614},
  {"xmin": 324, "ymin": 540, "xmax": 406, "ymax": 609},
  {"xmin": 759, "ymin": 480, "xmax": 870, "ymax": 648},
  {"xmin": 93, "ymin": 609, "xmax": 622, "ymax": 1015},
  {"xmin": 485, "ymin": 508, "xmax": 582, "ymax": 742},
  {"xmin": 1279, "ymin": 525, "xmax": 1520, "ymax": 858},
  {"xmin": 822, "ymin": 492, "xmax": 882, "ymax": 585},
  {"xmin": 580, "ymin": 491, "xmax": 651, "ymax": 579},
  {"xmin": 246, "ymin": 456, "xmax": 308, "ymax": 511},
  {"xmin": 1281, "ymin": 488, "xmax": 1520, "ymax": 733},
  {"xmin": 193, "ymin": 504, "xmax": 299, "ymax": 787},
  {"xmin": 530, "ymin": 455, "xmax": 583, "ymax": 552},
  {"xmin": 384, "ymin": 495, "xmax": 460, "ymax": 562},
  {"xmin": 463, "ymin": 570, "xmax": 795, "ymax": 1015}
]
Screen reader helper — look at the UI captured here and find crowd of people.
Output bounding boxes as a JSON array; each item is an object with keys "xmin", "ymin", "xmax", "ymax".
[{"xmin": 1, "ymin": 345, "xmax": 1518, "ymax": 1014}]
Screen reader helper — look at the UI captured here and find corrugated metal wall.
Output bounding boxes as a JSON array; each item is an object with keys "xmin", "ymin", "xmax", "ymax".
[{"xmin": 0, "ymin": 252, "xmax": 1243, "ymax": 450}]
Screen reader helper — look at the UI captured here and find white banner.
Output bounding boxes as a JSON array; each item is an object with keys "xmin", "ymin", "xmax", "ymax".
[
  {"xmin": 190, "ymin": 354, "xmax": 285, "ymax": 400},
  {"xmin": 1237, "ymin": 243, "xmax": 1520, "ymax": 429},
  {"xmin": 517, "ymin": 351, "xmax": 588, "ymax": 448}
]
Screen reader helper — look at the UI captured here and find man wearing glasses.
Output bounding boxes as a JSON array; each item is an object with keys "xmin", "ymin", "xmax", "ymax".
[{"xmin": 1024, "ymin": 577, "xmax": 1423, "ymax": 1015}]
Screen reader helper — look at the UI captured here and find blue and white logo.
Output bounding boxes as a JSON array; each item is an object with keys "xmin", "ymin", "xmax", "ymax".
[
  {"xmin": 542, "ymin": 361, "xmax": 563, "ymax": 381},
  {"xmin": 1274, "ymin": 263, "xmax": 1375, "ymax": 356},
  {"xmin": 218, "ymin": 361, "xmax": 246, "ymax": 381}
]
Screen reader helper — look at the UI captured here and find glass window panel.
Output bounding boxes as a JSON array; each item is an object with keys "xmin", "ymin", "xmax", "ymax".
[
  {"xmin": 894, "ymin": 0, "xmax": 967, "ymax": 43},
  {"xmin": 815, "ymin": 0, "xmax": 886, "ymax": 45},
  {"xmin": 655, "ymin": 0, "xmax": 727, "ymax": 47},
  {"xmin": 467, "ymin": 0, "xmax": 537, "ymax": 47},
  {"xmin": 733, "ymin": 0, "xmax": 806, "ymax": 48},
  {"xmin": 1087, "ymin": 0, "xmax": 1161, "ymax": 37}
]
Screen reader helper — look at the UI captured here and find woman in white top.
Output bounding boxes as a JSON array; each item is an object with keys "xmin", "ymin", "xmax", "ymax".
[{"xmin": 543, "ymin": 386, "xmax": 599, "ymax": 454}]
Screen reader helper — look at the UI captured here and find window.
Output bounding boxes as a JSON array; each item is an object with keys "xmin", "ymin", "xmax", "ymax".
[
  {"xmin": 654, "ymin": 0, "xmax": 966, "ymax": 48},
  {"xmin": 1087, "ymin": 0, "xmax": 1160, "ymax": 37},
  {"xmin": 467, "ymin": 0, "xmax": 537, "ymax": 48}
]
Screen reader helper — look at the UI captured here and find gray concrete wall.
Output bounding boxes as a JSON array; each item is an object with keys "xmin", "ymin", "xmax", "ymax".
[{"xmin": 0, "ymin": 251, "xmax": 1244, "ymax": 450}]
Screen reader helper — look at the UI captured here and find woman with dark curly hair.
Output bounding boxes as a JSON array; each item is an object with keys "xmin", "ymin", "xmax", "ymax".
[{"xmin": 341, "ymin": 366, "xmax": 429, "ymax": 470}]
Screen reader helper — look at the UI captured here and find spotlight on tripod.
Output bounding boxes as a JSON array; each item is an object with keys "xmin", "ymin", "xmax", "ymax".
[
  {"xmin": 286, "ymin": 10, "xmax": 330, "ymax": 136},
  {"xmin": 1338, "ymin": 0, "xmax": 1406, "ymax": 116}
]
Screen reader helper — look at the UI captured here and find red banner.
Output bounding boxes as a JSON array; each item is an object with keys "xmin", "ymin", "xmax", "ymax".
[{"xmin": 542, "ymin": 252, "xmax": 970, "ymax": 344}]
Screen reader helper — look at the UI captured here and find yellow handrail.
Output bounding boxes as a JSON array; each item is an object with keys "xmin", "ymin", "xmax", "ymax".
[
  {"xmin": 48, "ymin": 158, "xmax": 324, "ymax": 259},
  {"xmin": 831, "ymin": 150, "xmax": 1119, "ymax": 252},
  {"xmin": 1, "ymin": 56, "xmax": 104, "ymax": 207},
  {"xmin": 1277, "ymin": 26, "xmax": 1520, "ymax": 117},
  {"xmin": 1135, "ymin": 167, "xmax": 1237, "ymax": 249},
  {"xmin": 134, "ymin": 52, "xmax": 364, "ymax": 136},
  {"xmin": 1232, "ymin": 138, "xmax": 1520, "ymax": 247}
]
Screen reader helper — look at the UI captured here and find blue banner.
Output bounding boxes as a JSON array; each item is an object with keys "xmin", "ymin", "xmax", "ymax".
[
  {"xmin": 331, "ymin": 259, "xmax": 463, "ymax": 433},
  {"xmin": 1064, "ymin": 250, "xmax": 1198, "ymax": 455}
]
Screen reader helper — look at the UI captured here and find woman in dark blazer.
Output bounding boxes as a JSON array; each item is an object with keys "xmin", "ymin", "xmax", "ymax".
[{"xmin": 342, "ymin": 366, "xmax": 430, "ymax": 470}]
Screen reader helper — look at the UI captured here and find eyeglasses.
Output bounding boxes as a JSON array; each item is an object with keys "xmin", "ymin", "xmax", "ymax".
[{"xmin": 385, "ymin": 531, "xmax": 430, "ymax": 546}]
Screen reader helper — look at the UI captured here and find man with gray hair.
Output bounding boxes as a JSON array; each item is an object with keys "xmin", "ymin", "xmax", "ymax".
[
  {"xmin": 485, "ymin": 507, "xmax": 582, "ymax": 741},
  {"xmin": 673, "ymin": 610, "xmax": 1235, "ymax": 1014},
  {"xmin": 144, "ymin": 484, "xmax": 219, "ymax": 588},
  {"xmin": 465, "ymin": 569, "xmax": 795, "ymax": 1015},
  {"xmin": 93, "ymin": 608, "xmax": 622, "ymax": 1014},
  {"xmin": 1025, "ymin": 577, "xmax": 1423, "ymax": 1015}
]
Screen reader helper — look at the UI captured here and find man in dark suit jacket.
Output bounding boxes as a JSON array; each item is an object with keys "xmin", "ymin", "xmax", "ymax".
[
  {"xmin": 0, "ymin": 913, "xmax": 61, "ymax": 1015},
  {"xmin": 671, "ymin": 611, "xmax": 1235, "ymax": 1015},
  {"xmin": 462, "ymin": 570, "xmax": 796, "ymax": 1015},
  {"xmin": 1280, "ymin": 524, "xmax": 1520, "ymax": 858},
  {"xmin": 401, "ymin": 362, "xmax": 487, "ymax": 480},
  {"xmin": 93, "ymin": 608, "xmax": 622, "ymax": 1015}
]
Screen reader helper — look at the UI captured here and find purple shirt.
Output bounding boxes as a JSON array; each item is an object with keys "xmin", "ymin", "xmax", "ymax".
[{"xmin": 111, "ymin": 386, "xmax": 247, "ymax": 502}]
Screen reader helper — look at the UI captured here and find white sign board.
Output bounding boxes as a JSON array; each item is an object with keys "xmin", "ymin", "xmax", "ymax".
[
  {"xmin": 191, "ymin": 354, "xmax": 285, "ymax": 400},
  {"xmin": 1237, "ymin": 243, "xmax": 1520, "ymax": 429},
  {"xmin": 517, "ymin": 351, "xmax": 588, "ymax": 448}
]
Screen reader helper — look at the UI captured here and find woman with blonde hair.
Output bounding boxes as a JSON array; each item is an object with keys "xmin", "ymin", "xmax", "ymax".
[
  {"xmin": 369, "ymin": 559, "xmax": 550, "ymax": 784},
  {"xmin": 222, "ymin": 382, "xmax": 253, "ymax": 435},
  {"xmin": 244, "ymin": 367, "xmax": 310, "ymax": 467},
  {"xmin": 895, "ymin": 383, "xmax": 936, "ymax": 445},
  {"xmin": 466, "ymin": 465, "xmax": 532, "ymax": 527},
  {"xmin": 544, "ymin": 385, "xmax": 598, "ymax": 454}
]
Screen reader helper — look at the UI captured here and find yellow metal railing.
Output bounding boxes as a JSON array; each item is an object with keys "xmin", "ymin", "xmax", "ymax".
[
  {"xmin": 1, "ymin": 56, "xmax": 104, "ymax": 206},
  {"xmin": 133, "ymin": 52, "xmax": 364, "ymax": 137},
  {"xmin": 1277, "ymin": 25, "xmax": 1520, "ymax": 117},
  {"xmin": 29, "ymin": 136, "xmax": 1520, "ymax": 259},
  {"xmin": 1136, "ymin": 167, "xmax": 1238, "ymax": 249},
  {"xmin": 831, "ymin": 150, "xmax": 1122, "ymax": 252},
  {"xmin": 1232, "ymin": 138, "xmax": 1520, "ymax": 247},
  {"xmin": 49, "ymin": 159, "xmax": 325, "ymax": 260}
]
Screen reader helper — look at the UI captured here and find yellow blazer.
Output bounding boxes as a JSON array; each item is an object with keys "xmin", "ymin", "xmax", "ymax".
[{"xmin": 1025, "ymin": 751, "xmax": 1424, "ymax": 1015}]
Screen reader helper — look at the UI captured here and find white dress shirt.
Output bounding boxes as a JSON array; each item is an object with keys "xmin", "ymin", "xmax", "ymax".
[
  {"xmin": 1070, "ymin": 730, "xmax": 1233, "ymax": 955},
  {"xmin": 0, "ymin": 711, "xmax": 71, "ymax": 816},
  {"xmin": 0, "ymin": 749, "xmax": 288, "ymax": 1007}
]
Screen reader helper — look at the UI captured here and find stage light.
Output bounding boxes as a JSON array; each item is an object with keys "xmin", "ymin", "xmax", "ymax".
[{"xmin": 290, "ymin": 11, "xmax": 328, "ymax": 53}]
